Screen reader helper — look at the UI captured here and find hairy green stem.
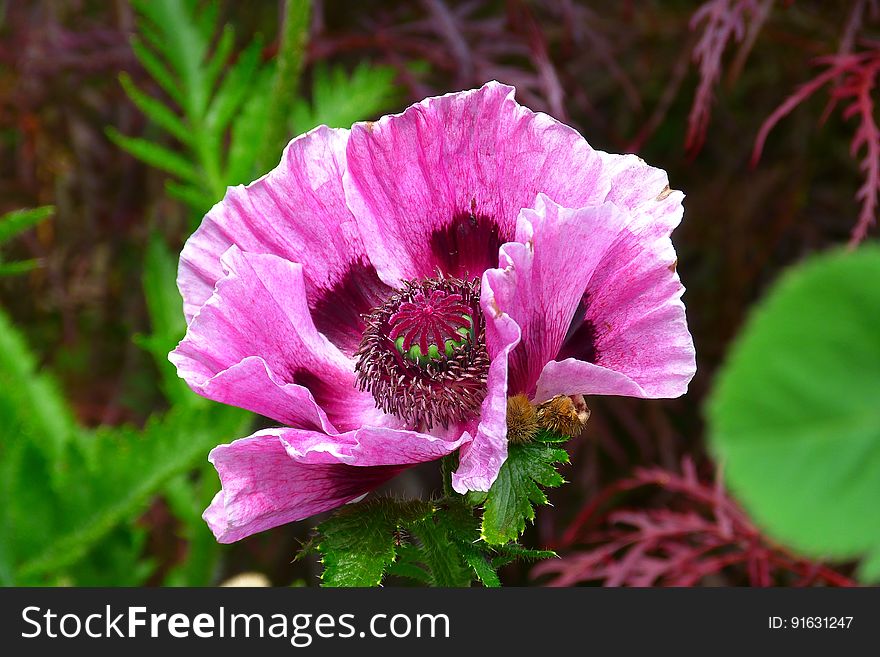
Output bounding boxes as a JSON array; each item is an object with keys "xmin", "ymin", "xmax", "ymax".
[{"xmin": 259, "ymin": 0, "xmax": 311, "ymax": 171}]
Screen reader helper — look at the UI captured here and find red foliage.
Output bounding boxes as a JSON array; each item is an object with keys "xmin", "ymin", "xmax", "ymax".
[
  {"xmin": 752, "ymin": 45, "xmax": 880, "ymax": 246},
  {"xmin": 533, "ymin": 460, "xmax": 854, "ymax": 587},
  {"xmin": 686, "ymin": 0, "xmax": 768, "ymax": 154}
]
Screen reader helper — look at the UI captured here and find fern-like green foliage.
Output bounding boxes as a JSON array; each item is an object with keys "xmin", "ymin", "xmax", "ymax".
[
  {"xmin": 309, "ymin": 490, "xmax": 560, "ymax": 588},
  {"xmin": 305, "ymin": 423, "xmax": 570, "ymax": 586},
  {"xmin": 291, "ymin": 62, "xmax": 400, "ymax": 134},
  {"xmin": 109, "ymin": 0, "xmax": 274, "ymax": 217},
  {"xmin": 114, "ymin": 0, "xmax": 399, "ymax": 221},
  {"xmin": 0, "ymin": 195, "xmax": 250, "ymax": 589},
  {"xmin": 316, "ymin": 499, "xmax": 437, "ymax": 587},
  {"xmin": 134, "ymin": 233, "xmax": 252, "ymax": 586},
  {"xmin": 0, "ymin": 304, "xmax": 252, "ymax": 585},
  {"xmin": 0, "ymin": 206, "xmax": 53, "ymax": 277}
]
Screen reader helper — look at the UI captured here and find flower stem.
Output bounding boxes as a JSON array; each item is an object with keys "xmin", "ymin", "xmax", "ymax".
[{"xmin": 258, "ymin": 0, "xmax": 311, "ymax": 171}]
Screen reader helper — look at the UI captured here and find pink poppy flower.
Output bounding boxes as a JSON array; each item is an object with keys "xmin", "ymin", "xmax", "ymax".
[{"xmin": 170, "ymin": 81, "xmax": 696, "ymax": 543}]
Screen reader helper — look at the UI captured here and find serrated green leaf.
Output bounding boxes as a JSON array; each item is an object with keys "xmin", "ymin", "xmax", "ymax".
[
  {"xmin": 481, "ymin": 442, "xmax": 569, "ymax": 545},
  {"xmin": 431, "ymin": 501, "xmax": 500, "ymax": 586},
  {"xmin": 386, "ymin": 561, "xmax": 433, "ymax": 584},
  {"xmin": 535, "ymin": 428, "xmax": 571, "ymax": 444},
  {"xmin": 707, "ymin": 246, "xmax": 880, "ymax": 584},
  {"xmin": 490, "ymin": 544, "xmax": 557, "ymax": 569},
  {"xmin": 121, "ymin": 0, "xmax": 275, "ymax": 211},
  {"xmin": 0, "ymin": 206, "xmax": 53, "ymax": 244},
  {"xmin": 460, "ymin": 544, "xmax": 500, "ymax": 587},
  {"xmin": 133, "ymin": 0, "xmax": 209, "ymax": 118},
  {"xmin": 317, "ymin": 499, "xmax": 434, "ymax": 587},
  {"xmin": 386, "ymin": 544, "xmax": 433, "ymax": 584},
  {"xmin": 408, "ymin": 513, "xmax": 472, "ymax": 587}
]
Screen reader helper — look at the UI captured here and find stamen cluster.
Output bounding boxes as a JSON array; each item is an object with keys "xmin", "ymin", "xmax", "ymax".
[{"xmin": 355, "ymin": 275, "xmax": 488, "ymax": 429}]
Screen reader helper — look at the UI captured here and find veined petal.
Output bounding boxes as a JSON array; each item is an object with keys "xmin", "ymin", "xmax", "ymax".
[
  {"xmin": 178, "ymin": 125, "xmax": 391, "ymax": 355},
  {"xmin": 600, "ymin": 151, "xmax": 685, "ymax": 242},
  {"xmin": 451, "ymin": 270, "xmax": 522, "ymax": 493},
  {"xmin": 344, "ymin": 81, "xmax": 610, "ymax": 286},
  {"xmin": 170, "ymin": 247, "xmax": 386, "ymax": 432},
  {"xmin": 484, "ymin": 196, "xmax": 626, "ymax": 397},
  {"xmin": 540, "ymin": 161, "xmax": 695, "ymax": 400},
  {"xmin": 204, "ymin": 425, "xmax": 470, "ymax": 542}
]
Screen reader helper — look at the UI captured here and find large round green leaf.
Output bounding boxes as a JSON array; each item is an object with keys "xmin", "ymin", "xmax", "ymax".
[{"xmin": 707, "ymin": 246, "xmax": 880, "ymax": 581}]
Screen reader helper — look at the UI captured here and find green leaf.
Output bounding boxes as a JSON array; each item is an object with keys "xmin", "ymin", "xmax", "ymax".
[
  {"xmin": 203, "ymin": 25, "xmax": 236, "ymax": 96},
  {"xmin": 118, "ymin": 0, "xmax": 282, "ymax": 212},
  {"xmin": 133, "ymin": 0, "xmax": 209, "ymax": 119},
  {"xmin": 130, "ymin": 38, "xmax": 185, "ymax": 108},
  {"xmin": 408, "ymin": 513, "xmax": 472, "ymax": 587},
  {"xmin": 142, "ymin": 234, "xmax": 186, "ymax": 347},
  {"xmin": 707, "ymin": 246, "xmax": 880, "ymax": 582},
  {"xmin": 165, "ymin": 181, "xmax": 214, "ymax": 214},
  {"xmin": 317, "ymin": 499, "xmax": 434, "ymax": 587},
  {"xmin": 534, "ymin": 428, "xmax": 571, "ymax": 443},
  {"xmin": 0, "ymin": 259, "xmax": 42, "ymax": 277},
  {"xmin": 490, "ymin": 544, "xmax": 557, "ymax": 569},
  {"xmin": 205, "ymin": 37, "xmax": 264, "ymax": 138},
  {"xmin": 226, "ymin": 69, "xmax": 273, "ymax": 186},
  {"xmin": 15, "ymin": 404, "xmax": 251, "ymax": 580},
  {"xmin": 385, "ymin": 544, "xmax": 432, "ymax": 584},
  {"xmin": 138, "ymin": 233, "xmax": 200, "ymax": 407},
  {"xmin": 162, "ymin": 468, "xmax": 222, "ymax": 586},
  {"xmin": 858, "ymin": 547, "xmax": 880, "ymax": 584},
  {"xmin": 106, "ymin": 128, "xmax": 201, "ymax": 183},
  {"xmin": 292, "ymin": 62, "xmax": 399, "ymax": 133},
  {"xmin": 480, "ymin": 441, "xmax": 569, "ymax": 545},
  {"xmin": 459, "ymin": 543, "xmax": 500, "ymax": 587},
  {"xmin": 119, "ymin": 73, "xmax": 192, "ymax": 144},
  {"xmin": 0, "ymin": 206, "xmax": 53, "ymax": 244},
  {"xmin": 0, "ymin": 306, "xmax": 77, "ymax": 468}
]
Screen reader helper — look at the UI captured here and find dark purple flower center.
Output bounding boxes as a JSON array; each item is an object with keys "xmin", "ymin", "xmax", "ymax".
[{"xmin": 354, "ymin": 276, "xmax": 488, "ymax": 430}]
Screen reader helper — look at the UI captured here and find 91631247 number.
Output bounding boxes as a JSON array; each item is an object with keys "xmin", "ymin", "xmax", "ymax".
[{"xmin": 769, "ymin": 616, "xmax": 853, "ymax": 629}]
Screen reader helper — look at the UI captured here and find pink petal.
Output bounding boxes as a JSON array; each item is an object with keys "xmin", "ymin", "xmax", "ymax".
[
  {"xmin": 343, "ymin": 81, "xmax": 610, "ymax": 286},
  {"xmin": 204, "ymin": 425, "xmax": 470, "ymax": 542},
  {"xmin": 483, "ymin": 196, "xmax": 627, "ymax": 397},
  {"xmin": 178, "ymin": 125, "xmax": 390, "ymax": 354},
  {"xmin": 451, "ymin": 271, "xmax": 523, "ymax": 493},
  {"xmin": 170, "ymin": 246, "xmax": 386, "ymax": 432},
  {"xmin": 533, "ymin": 359, "xmax": 651, "ymax": 402},
  {"xmin": 601, "ymin": 152, "xmax": 685, "ymax": 243},
  {"xmin": 535, "ymin": 170, "xmax": 696, "ymax": 400}
]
